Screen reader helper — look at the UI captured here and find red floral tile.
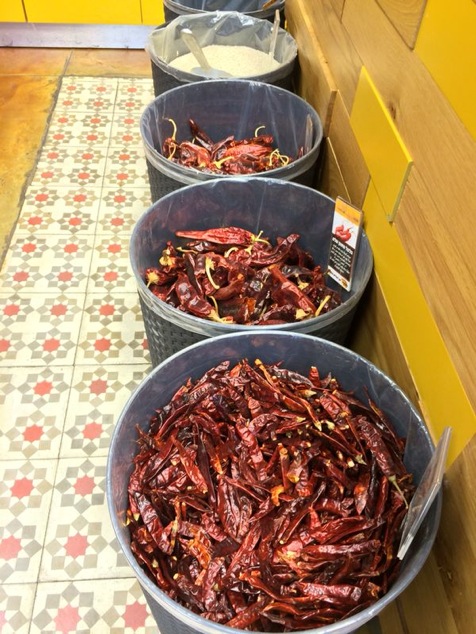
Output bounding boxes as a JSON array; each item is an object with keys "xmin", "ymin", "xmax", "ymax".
[
  {"xmin": 60, "ymin": 364, "xmax": 150, "ymax": 458},
  {"xmin": 0, "ymin": 460, "xmax": 56, "ymax": 583},
  {"xmin": 30, "ymin": 578, "xmax": 157, "ymax": 633},
  {"xmin": 0, "ymin": 75, "xmax": 157, "ymax": 633}
]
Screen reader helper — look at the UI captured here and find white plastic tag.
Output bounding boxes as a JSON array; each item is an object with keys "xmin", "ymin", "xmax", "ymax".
[{"xmin": 328, "ymin": 197, "xmax": 364, "ymax": 291}]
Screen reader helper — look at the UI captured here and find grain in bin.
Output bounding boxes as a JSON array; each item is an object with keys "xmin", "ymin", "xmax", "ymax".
[{"xmin": 146, "ymin": 11, "xmax": 298, "ymax": 96}]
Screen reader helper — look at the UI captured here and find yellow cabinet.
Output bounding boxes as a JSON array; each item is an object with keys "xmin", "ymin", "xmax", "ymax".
[
  {"xmin": 11, "ymin": 0, "xmax": 164, "ymax": 25},
  {"xmin": 0, "ymin": 0, "xmax": 26, "ymax": 21}
]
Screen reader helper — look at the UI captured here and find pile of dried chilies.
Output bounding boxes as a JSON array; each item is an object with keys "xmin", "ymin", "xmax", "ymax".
[
  {"xmin": 127, "ymin": 358, "xmax": 415, "ymax": 631},
  {"xmin": 145, "ymin": 226, "xmax": 342, "ymax": 325},
  {"xmin": 161, "ymin": 118, "xmax": 300, "ymax": 174}
]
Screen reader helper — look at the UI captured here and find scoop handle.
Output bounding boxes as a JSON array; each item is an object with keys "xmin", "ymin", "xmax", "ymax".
[
  {"xmin": 269, "ymin": 9, "xmax": 280, "ymax": 59},
  {"xmin": 180, "ymin": 28, "xmax": 212, "ymax": 71}
]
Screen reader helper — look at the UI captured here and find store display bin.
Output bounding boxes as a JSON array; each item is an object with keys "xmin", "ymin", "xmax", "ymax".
[
  {"xmin": 163, "ymin": 0, "xmax": 285, "ymax": 23},
  {"xmin": 130, "ymin": 177, "xmax": 373, "ymax": 367},
  {"xmin": 107, "ymin": 330, "xmax": 441, "ymax": 634},
  {"xmin": 140, "ymin": 79, "xmax": 323, "ymax": 201},
  {"xmin": 147, "ymin": 11, "xmax": 297, "ymax": 97}
]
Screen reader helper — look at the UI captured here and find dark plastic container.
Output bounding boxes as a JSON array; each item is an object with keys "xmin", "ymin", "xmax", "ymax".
[
  {"xmin": 147, "ymin": 12, "xmax": 297, "ymax": 97},
  {"xmin": 107, "ymin": 330, "xmax": 441, "ymax": 634},
  {"xmin": 140, "ymin": 79, "xmax": 322, "ymax": 202},
  {"xmin": 130, "ymin": 177, "xmax": 373, "ymax": 367},
  {"xmin": 163, "ymin": 0, "xmax": 285, "ymax": 23}
]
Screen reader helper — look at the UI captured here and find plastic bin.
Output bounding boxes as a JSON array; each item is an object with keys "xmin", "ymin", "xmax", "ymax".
[
  {"xmin": 107, "ymin": 330, "xmax": 442, "ymax": 634},
  {"xmin": 147, "ymin": 12, "xmax": 298, "ymax": 97},
  {"xmin": 130, "ymin": 177, "xmax": 373, "ymax": 367},
  {"xmin": 163, "ymin": 0, "xmax": 285, "ymax": 23},
  {"xmin": 140, "ymin": 79, "xmax": 323, "ymax": 202}
]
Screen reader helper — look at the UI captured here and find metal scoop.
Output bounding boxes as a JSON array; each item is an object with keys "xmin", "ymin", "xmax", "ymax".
[{"xmin": 180, "ymin": 29, "xmax": 232, "ymax": 79}]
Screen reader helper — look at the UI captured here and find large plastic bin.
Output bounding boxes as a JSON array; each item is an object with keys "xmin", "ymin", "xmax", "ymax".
[
  {"xmin": 147, "ymin": 12, "xmax": 297, "ymax": 97},
  {"xmin": 140, "ymin": 79, "xmax": 323, "ymax": 201},
  {"xmin": 107, "ymin": 330, "xmax": 441, "ymax": 634},
  {"xmin": 130, "ymin": 177, "xmax": 373, "ymax": 367},
  {"xmin": 163, "ymin": 0, "xmax": 285, "ymax": 23}
]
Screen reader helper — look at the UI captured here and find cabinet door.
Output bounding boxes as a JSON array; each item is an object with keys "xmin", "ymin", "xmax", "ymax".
[
  {"xmin": 0, "ymin": 0, "xmax": 26, "ymax": 21},
  {"xmin": 23, "ymin": 0, "xmax": 143, "ymax": 25}
]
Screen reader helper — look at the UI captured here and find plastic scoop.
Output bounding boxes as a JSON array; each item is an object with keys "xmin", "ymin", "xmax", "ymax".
[
  {"xmin": 180, "ymin": 29, "xmax": 232, "ymax": 79},
  {"xmin": 269, "ymin": 9, "xmax": 280, "ymax": 59},
  {"xmin": 397, "ymin": 426, "xmax": 452, "ymax": 560}
]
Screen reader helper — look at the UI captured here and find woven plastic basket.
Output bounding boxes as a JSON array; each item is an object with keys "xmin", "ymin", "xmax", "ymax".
[
  {"xmin": 147, "ymin": 12, "xmax": 297, "ymax": 98},
  {"xmin": 107, "ymin": 330, "xmax": 441, "ymax": 634},
  {"xmin": 130, "ymin": 177, "xmax": 373, "ymax": 367},
  {"xmin": 162, "ymin": 0, "xmax": 285, "ymax": 23},
  {"xmin": 140, "ymin": 79, "xmax": 323, "ymax": 202}
]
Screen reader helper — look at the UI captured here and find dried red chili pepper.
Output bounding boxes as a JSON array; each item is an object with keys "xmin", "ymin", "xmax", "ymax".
[
  {"xmin": 162, "ymin": 118, "xmax": 297, "ymax": 175},
  {"xmin": 127, "ymin": 358, "xmax": 415, "ymax": 631},
  {"xmin": 145, "ymin": 227, "xmax": 342, "ymax": 325}
]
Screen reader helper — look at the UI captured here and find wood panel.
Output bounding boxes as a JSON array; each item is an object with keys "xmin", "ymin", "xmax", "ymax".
[
  {"xmin": 347, "ymin": 275, "xmax": 421, "ymax": 410},
  {"xmin": 433, "ymin": 435, "xmax": 476, "ymax": 634},
  {"xmin": 397, "ymin": 168, "xmax": 476, "ymax": 412},
  {"xmin": 341, "ymin": 0, "xmax": 476, "ymax": 413},
  {"xmin": 286, "ymin": 0, "xmax": 362, "ymax": 112},
  {"xmin": 377, "ymin": 602, "xmax": 406, "ymax": 634},
  {"xmin": 317, "ymin": 138, "xmax": 351, "ymax": 202},
  {"xmin": 376, "ymin": 0, "xmax": 427, "ymax": 48},
  {"xmin": 285, "ymin": 5, "xmax": 336, "ymax": 134},
  {"xmin": 327, "ymin": 92, "xmax": 370, "ymax": 208},
  {"xmin": 328, "ymin": 0, "xmax": 347, "ymax": 19},
  {"xmin": 395, "ymin": 552, "xmax": 459, "ymax": 633}
]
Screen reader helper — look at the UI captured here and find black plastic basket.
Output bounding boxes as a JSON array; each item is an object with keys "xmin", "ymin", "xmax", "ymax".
[
  {"xmin": 130, "ymin": 177, "xmax": 373, "ymax": 368},
  {"xmin": 163, "ymin": 0, "xmax": 285, "ymax": 23},
  {"xmin": 140, "ymin": 79, "xmax": 323, "ymax": 202},
  {"xmin": 108, "ymin": 330, "xmax": 441, "ymax": 634},
  {"xmin": 147, "ymin": 12, "xmax": 297, "ymax": 98}
]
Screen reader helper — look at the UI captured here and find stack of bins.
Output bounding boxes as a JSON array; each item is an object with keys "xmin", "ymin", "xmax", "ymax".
[{"xmin": 135, "ymin": 1, "xmax": 372, "ymax": 367}]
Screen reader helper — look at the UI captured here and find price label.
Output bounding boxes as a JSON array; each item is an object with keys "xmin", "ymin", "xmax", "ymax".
[{"xmin": 328, "ymin": 197, "xmax": 364, "ymax": 291}]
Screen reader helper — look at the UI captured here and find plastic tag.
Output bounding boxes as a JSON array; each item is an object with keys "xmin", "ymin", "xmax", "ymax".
[
  {"xmin": 327, "ymin": 197, "xmax": 363, "ymax": 291},
  {"xmin": 397, "ymin": 426, "xmax": 452, "ymax": 560}
]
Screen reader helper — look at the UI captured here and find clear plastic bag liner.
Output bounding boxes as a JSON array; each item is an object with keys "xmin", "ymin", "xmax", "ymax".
[
  {"xmin": 107, "ymin": 331, "xmax": 441, "ymax": 634},
  {"xmin": 140, "ymin": 79, "xmax": 323, "ymax": 183},
  {"xmin": 130, "ymin": 177, "xmax": 373, "ymax": 337},
  {"xmin": 164, "ymin": 0, "xmax": 285, "ymax": 20},
  {"xmin": 146, "ymin": 12, "xmax": 297, "ymax": 83}
]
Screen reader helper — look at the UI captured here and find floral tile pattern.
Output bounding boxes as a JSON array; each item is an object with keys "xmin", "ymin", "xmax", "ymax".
[{"xmin": 0, "ymin": 76, "xmax": 157, "ymax": 632}]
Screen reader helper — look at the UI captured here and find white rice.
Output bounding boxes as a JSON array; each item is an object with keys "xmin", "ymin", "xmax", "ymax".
[{"xmin": 169, "ymin": 44, "xmax": 281, "ymax": 77}]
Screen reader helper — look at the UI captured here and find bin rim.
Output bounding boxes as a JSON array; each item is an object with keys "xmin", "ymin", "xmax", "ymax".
[
  {"xmin": 129, "ymin": 177, "xmax": 373, "ymax": 337},
  {"xmin": 107, "ymin": 329, "xmax": 441, "ymax": 634},
  {"xmin": 163, "ymin": 0, "xmax": 286, "ymax": 20}
]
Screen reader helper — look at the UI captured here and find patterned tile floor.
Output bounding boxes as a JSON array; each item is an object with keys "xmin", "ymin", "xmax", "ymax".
[{"xmin": 0, "ymin": 76, "xmax": 159, "ymax": 632}]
